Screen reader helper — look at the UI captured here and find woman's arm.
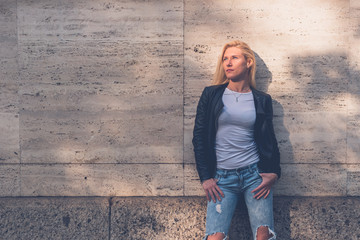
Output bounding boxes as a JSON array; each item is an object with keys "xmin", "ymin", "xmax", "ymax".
[
  {"xmin": 193, "ymin": 87, "xmax": 224, "ymax": 202},
  {"xmin": 265, "ymin": 95, "xmax": 281, "ymax": 179},
  {"xmin": 192, "ymin": 87, "xmax": 212, "ymax": 182},
  {"xmin": 252, "ymin": 95, "xmax": 280, "ymax": 199}
]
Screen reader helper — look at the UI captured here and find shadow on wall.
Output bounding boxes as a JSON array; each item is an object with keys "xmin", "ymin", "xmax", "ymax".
[
  {"xmin": 288, "ymin": 52, "xmax": 359, "ymax": 195},
  {"xmin": 254, "ymin": 51, "xmax": 293, "ymax": 176}
]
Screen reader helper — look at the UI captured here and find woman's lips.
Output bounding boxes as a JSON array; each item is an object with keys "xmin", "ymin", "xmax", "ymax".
[{"xmin": 226, "ymin": 69, "xmax": 233, "ymax": 72}]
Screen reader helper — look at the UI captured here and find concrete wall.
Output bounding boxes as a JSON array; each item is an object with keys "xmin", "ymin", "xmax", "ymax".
[{"xmin": 0, "ymin": 0, "xmax": 360, "ymax": 239}]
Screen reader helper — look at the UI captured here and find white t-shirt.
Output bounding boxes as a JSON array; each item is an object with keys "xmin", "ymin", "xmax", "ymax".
[{"xmin": 215, "ymin": 88, "xmax": 260, "ymax": 169}]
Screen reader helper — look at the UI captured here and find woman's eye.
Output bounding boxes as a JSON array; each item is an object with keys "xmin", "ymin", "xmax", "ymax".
[{"xmin": 233, "ymin": 56, "xmax": 238, "ymax": 59}]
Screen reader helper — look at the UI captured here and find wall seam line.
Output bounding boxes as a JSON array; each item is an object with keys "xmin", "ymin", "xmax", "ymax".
[
  {"xmin": 108, "ymin": 197, "xmax": 112, "ymax": 240},
  {"xmin": 16, "ymin": 0, "xmax": 22, "ymax": 197},
  {"xmin": 182, "ymin": 0, "xmax": 186, "ymax": 197},
  {"xmin": 345, "ymin": 1, "xmax": 350, "ymax": 197}
]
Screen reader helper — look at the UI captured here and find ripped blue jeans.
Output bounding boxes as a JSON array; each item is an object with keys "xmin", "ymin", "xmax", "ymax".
[{"xmin": 203, "ymin": 163, "xmax": 276, "ymax": 240}]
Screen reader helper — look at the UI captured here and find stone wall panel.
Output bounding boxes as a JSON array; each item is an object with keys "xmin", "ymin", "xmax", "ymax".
[
  {"xmin": 186, "ymin": 163, "xmax": 350, "ymax": 197},
  {"xmin": 0, "ymin": 113, "xmax": 19, "ymax": 164},
  {"xmin": 274, "ymin": 164, "xmax": 347, "ymax": 196},
  {"xmin": 18, "ymin": 0, "xmax": 184, "ymax": 166},
  {"xmin": 184, "ymin": 163, "xmax": 202, "ymax": 196},
  {"xmin": 347, "ymin": 109, "xmax": 360, "ymax": 164},
  {"xmin": 0, "ymin": 0, "xmax": 19, "ymax": 164},
  {"xmin": 348, "ymin": 0, "xmax": 360, "ymax": 168},
  {"xmin": 20, "ymin": 107, "xmax": 182, "ymax": 164},
  {"xmin": 275, "ymin": 112, "xmax": 347, "ymax": 164},
  {"xmin": 21, "ymin": 164, "xmax": 183, "ymax": 196},
  {"xmin": 18, "ymin": 0, "xmax": 183, "ymax": 41}
]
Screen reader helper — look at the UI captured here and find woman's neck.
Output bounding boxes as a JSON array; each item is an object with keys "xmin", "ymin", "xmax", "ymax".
[{"xmin": 227, "ymin": 80, "xmax": 251, "ymax": 93}]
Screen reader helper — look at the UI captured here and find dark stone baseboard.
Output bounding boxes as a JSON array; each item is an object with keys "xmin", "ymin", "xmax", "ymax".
[{"xmin": 1, "ymin": 197, "xmax": 359, "ymax": 239}]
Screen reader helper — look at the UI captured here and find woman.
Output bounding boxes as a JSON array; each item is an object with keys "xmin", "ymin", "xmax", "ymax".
[{"xmin": 192, "ymin": 40, "xmax": 280, "ymax": 240}]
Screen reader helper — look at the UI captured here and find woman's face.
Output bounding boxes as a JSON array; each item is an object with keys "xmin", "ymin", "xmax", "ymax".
[{"xmin": 222, "ymin": 47, "xmax": 251, "ymax": 81}]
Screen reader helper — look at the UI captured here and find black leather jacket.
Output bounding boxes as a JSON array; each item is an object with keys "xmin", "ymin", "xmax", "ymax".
[{"xmin": 192, "ymin": 83, "xmax": 281, "ymax": 182}]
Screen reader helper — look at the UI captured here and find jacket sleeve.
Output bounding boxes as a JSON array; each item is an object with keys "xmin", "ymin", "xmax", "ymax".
[
  {"xmin": 264, "ymin": 95, "xmax": 281, "ymax": 179},
  {"xmin": 192, "ymin": 87, "xmax": 212, "ymax": 182}
]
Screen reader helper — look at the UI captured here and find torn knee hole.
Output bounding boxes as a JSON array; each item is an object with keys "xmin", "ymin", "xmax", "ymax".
[
  {"xmin": 256, "ymin": 226, "xmax": 275, "ymax": 240},
  {"xmin": 207, "ymin": 232, "xmax": 227, "ymax": 240}
]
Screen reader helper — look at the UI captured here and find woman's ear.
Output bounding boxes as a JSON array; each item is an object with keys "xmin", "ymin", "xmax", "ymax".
[{"xmin": 247, "ymin": 59, "xmax": 253, "ymax": 68}]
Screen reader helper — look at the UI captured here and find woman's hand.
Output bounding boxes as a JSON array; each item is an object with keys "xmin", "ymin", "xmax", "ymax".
[
  {"xmin": 202, "ymin": 178, "xmax": 225, "ymax": 203},
  {"xmin": 251, "ymin": 173, "xmax": 278, "ymax": 199}
]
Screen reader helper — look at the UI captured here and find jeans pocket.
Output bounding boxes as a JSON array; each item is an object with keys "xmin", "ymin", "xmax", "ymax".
[{"xmin": 254, "ymin": 168, "xmax": 263, "ymax": 179}]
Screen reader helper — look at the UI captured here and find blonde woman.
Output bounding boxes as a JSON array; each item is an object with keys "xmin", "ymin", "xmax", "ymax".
[{"xmin": 192, "ymin": 41, "xmax": 280, "ymax": 240}]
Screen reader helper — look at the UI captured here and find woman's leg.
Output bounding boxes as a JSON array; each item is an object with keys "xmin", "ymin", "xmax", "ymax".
[
  {"xmin": 203, "ymin": 171, "xmax": 240, "ymax": 240},
  {"xmin": 243, "ymin": 169, "xmax": 276, "ymax": 240}
]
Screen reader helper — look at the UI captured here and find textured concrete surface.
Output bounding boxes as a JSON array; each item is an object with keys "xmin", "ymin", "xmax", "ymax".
[
  {"xmin": 2, "ymin": 196, "xmax": 357, "ymax": 240},
  {"xmin": 0, "ymin": 0, "xmax": 19, "ymax": 164},
  {"xmin": 112, "ymin": 197, "xmax": 360, "ymax": 240},
  {"xmin": 273, "ymin": 197, "xmax": 360, "ymax": 240},
  {"xmin": 0, "ymin": 197, "xmax": 109, "ymax": 240},
  {"xmin": 111, "ymin": 197, "xmax": 206, "ymax": 240},
  {"xmin": 0, "ymin": 165, "xmax": 20, "ymax": 196},
  {"xmin": 346, "ymin": 164, "xmax": 360, "ymax": 196},
  {"xmin": 20, "ymin": 164, "xmax": 183, "ymax": 196},
  {"xmin": 0, "ymin": 0, "xmax": 359, "ymax": 198},
  {"xmin": 18, "ymin": 0, "xmax": 183, "ymax": 166}
]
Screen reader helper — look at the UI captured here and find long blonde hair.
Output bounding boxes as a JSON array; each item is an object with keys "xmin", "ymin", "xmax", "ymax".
[{"xmin": 212, "ymin": 40, "xmax": 256, "ymax": 88}]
